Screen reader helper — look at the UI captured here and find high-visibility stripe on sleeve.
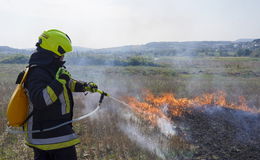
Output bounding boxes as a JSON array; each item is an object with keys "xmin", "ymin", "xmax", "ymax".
[
  {"xmin": 42, "ymin": 86, "xmax": 58, "ymax": 106},
  {"xmin": 59, "ymin": 93, "xmax": 66, "ymax": 115},
  {"xmin": 63, "ymin": 86, "xmax": 71, "ymax": 113},
  {"xmin": 47, "ymin": 86, "xmax": 58, "ymax": 102},
  {"xmin": 69, "ymin": 79, "xmax": 77, "ymax": 92}
]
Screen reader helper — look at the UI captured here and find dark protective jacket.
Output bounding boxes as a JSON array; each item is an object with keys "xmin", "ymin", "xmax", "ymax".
[{"xmin": 24, "ymin": 48, "xmax": 85, "ymax": 150}]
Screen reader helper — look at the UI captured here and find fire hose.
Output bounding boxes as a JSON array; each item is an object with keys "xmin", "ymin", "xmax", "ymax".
[{"xmin": 6, "ymin": 89, "xmax": 112, "ymax": 134}]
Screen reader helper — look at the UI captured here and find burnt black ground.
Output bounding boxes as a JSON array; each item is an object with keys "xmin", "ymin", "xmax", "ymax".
[{"xmin": 172, "ymin": 106, "xmax": 260, "ymax": 160}]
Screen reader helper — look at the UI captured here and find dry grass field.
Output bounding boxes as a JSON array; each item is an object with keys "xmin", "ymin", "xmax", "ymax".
[{"xmin": 0, "ymin": 57, "xmax": 259, "ymax": 160}]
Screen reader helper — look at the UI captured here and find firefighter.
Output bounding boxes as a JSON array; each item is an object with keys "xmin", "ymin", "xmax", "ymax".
[{"xmin": 24, "ymin": 29, "xmax": 97, "ymax": 160}]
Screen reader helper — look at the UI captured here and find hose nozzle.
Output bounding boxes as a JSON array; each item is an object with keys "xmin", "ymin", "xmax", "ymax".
[{"xmin": 97, "ymin": 89, "xmax": 109, "ymax": 96}]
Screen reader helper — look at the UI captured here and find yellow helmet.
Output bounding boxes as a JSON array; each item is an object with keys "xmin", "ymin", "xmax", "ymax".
[{"xmin": 38, "ymin": 29, "xmax": 72, "ymax": 56}]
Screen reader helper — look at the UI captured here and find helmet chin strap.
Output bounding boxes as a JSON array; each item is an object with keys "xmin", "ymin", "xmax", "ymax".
[
  {"xmin": 58, "ymin": 60, "xmax": 66, "ymax": 68},
  {"xmin": 52, "ymin": 55, "xmax": 66, "ymax": 67}
]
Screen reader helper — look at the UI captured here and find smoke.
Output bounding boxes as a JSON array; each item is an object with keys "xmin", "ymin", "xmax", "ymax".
[
  {"xmin": 112, "ymin": 100, "xmax": 176, "ymax": 159},
  {"xmin": 157, "ymin": 118, "xmax": 176, "ymax": 137},
  {"xmin": 78, "ymin": 93, "xmax": 177, "ymax": 159},
  {"xmin": 66, "ymin": 48, "xmax": 259, "ymax": 159},
  {"xmin": 118, "ymin": 122, "xmax": 167, "ymax": 160}
]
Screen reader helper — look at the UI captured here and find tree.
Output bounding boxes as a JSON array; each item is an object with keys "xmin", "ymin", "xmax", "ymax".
[
  {"xmin": 237, "ymin": 49, "xmax": 252, "ymax": 56},
  {"xmin": 252, "ymin": 48, "xmax": 260, "ymax": 57}
]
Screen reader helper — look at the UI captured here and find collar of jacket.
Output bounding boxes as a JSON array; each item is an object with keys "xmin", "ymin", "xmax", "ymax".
[{"xmin": 29, "ymin": 48, "xmax": 66, "ymax": 76}]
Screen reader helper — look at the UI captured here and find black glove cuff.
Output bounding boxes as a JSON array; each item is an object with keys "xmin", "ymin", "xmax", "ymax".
[
  {"xmin": 83, "ymin": 82, "xmax": 88, "ymax": 87},
  {"xmin": 88, "ymin": 82, "xmax": 98, "ymax": 89}
]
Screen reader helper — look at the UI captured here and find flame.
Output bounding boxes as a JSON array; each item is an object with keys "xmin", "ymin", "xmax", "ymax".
[{"xmin": 124, "ymin": 90, "xmax": 259, "ymax": 125}]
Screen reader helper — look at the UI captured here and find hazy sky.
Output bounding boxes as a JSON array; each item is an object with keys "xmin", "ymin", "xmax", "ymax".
[{"xmin": 1, "ymin": 0, "xmax": 260, "ymax": 49}]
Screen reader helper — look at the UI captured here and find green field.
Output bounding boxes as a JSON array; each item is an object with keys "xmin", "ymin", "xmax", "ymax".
[{"xmin": 0, "ymin": 56, "xmax": 259, "ymax": 159}]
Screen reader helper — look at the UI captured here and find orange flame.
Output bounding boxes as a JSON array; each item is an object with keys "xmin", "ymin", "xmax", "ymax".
[{"xmin": 124, "ymin": 91, "xmax": 259, "ymax": 125}]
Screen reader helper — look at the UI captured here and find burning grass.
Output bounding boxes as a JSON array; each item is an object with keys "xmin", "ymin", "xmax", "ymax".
[
  {"xmin": 122, "ymin": 90, "xmax": 260, "ymax": 160},
  {"xmin": 124, "ymin": 90, "xmax": 259, "ymax": 124}
]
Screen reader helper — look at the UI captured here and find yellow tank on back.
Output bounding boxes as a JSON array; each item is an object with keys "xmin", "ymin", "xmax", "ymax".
[{"xmin": 6, "ymin": 68, "xmax": 29, "ymax": 127}]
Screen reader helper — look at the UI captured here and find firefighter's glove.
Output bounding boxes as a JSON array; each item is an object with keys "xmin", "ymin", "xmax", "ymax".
[
  {"xmin": 56, "ymin": 68, "xmax": 71, "ymax": 85},
  {"xmin": 84, "ymin": 82, "xmax": 98, "ymax": 93}
]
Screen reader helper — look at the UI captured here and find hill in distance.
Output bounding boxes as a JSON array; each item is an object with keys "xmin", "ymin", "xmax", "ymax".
[{"xmin": 1, "ymin": 38, "xmax": 260, "ymax": 56}]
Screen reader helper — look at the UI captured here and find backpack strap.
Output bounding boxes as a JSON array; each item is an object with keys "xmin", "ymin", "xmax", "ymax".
[
  {"xmin": 21, "ymin": 66, "xmax": 35, "ymax": 126},
  {"xmin": 20, "ymin": 67, "xmax": 30, "ymax": 84},
  {"xmin": 15, "ymin": 66, "xmax": 33, "ymax": 84}
]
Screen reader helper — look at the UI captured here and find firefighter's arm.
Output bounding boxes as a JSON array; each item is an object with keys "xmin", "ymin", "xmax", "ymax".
[{"xmin": 69, "ymin": 79, "xmax": 98, "ymax": 93}]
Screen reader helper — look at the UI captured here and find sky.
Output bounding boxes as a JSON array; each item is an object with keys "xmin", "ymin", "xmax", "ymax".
[{"xmin": 0, "ymin": 0, "xmax": 260, "ymax": 49}]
